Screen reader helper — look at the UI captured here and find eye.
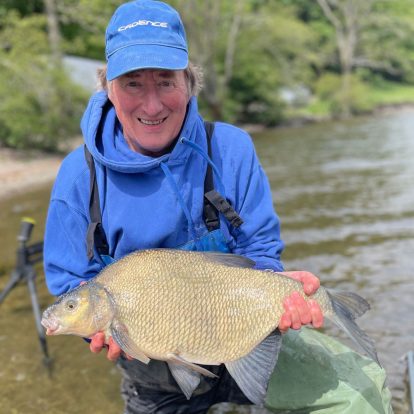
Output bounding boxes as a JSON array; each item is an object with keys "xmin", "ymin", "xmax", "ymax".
[
  {"xmin": 123, "ymin": 81, "xmax": 144, "ymax": 93},
  {"xmin": 65, "ymin": 299, "xmax": 78, "ymax": 311},
  {"xmin": 158, "ymin": 80, "xmax": 175, "ymax": 91}
]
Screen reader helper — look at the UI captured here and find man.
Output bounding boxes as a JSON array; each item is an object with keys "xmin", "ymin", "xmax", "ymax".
[{"xmin": 43, "ymin": 1, "xmax": 359, "ymax": 413}]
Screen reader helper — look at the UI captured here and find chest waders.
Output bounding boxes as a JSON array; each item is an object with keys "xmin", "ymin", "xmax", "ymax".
[{"xmin": 84, "ymin": 122, "xmax": 251, "ymax": 413}]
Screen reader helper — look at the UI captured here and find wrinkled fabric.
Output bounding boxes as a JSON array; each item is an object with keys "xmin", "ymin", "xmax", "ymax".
[
  {"xmin": 178, "ymin": 229, "xmax": 230, "ymax": 252},
  {"xmin": 119, "ymin": 359, "xmax": 251, "ymax": 414},
  {"xmin": 265, "ymin": 328, "xmax": 393, "ymax": 414}
]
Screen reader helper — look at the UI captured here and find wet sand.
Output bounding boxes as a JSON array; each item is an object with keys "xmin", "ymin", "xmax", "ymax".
[{"xmin": 0, "ymin": 146, "xmax": 75, "ymax": 201}]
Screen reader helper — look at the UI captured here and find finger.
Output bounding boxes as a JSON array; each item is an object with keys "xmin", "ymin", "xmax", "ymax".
[
  {"xmin": 309, "ymin": 300, "xmax": 324, "ymax": 328},
  {"xmin": 90, "ymin": 332, "xmax": 106, "ymax": 353},
  {"xmin": 280, "ymin": 271, "xmax": 320, "ymax": 296},
  {"xmin": 301, "ymin": 273, "xmax": 320, "ymax": 296},
  {"xmin": 284, "ymin": 297, "xmax": 301, "ymax": 330},
  {"xmin": 290, "ymin": 291, "xmax": 312, "ymax": 325},
  {"xmin": 107, "ymin": 337, "xmax": 122, "ymax": 361},
  {"xmin": 278, "ymin": 312, "xmax": 292, "ymax": 333}
]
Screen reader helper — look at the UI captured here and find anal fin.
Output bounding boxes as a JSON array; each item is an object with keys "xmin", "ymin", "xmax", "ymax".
[{"xmin": 167, "ymin": 354, "xmax": 218, "ymax": 400}]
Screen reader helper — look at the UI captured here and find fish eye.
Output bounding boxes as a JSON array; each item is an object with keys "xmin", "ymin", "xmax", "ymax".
[{"xmin": 65, "ymin": 299, "xmax": 78, "ymax": 311}]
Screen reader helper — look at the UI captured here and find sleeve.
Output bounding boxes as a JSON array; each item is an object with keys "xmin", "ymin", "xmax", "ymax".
[
  {"xmin": 43, "ymin": 198, "xmax": 103, "ymax": 296},
  {"xmin": 222, "ymin": 129, "xmax": 285, "ymax": 271}
]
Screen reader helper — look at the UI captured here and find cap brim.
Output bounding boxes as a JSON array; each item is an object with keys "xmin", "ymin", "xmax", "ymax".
[{"xmin": 106, "ymin": 44, "xmax": 188, "ymax": 81}]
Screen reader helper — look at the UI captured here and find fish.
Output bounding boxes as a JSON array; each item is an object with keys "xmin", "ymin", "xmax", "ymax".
[{"xmin": 41, "ymin": 249, "xmax": 379, "ymax": 405}]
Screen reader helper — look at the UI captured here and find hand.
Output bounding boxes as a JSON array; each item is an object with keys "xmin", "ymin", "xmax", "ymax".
[
  {"xmin": 78, "ymin": 283, "xmax": 131, "ymax": 362},
  {"xmin": 278, "ymin": 271, "xmax": 324, "ymax": 333},
  {"xmin": 89, "ymin": 332, "xmax": 133, "ymax": 361}
]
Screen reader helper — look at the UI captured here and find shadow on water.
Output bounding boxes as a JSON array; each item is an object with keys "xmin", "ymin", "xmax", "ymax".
[{"xmin": 1, "ymin": 109, "xmax": 413, "ymax": 413}]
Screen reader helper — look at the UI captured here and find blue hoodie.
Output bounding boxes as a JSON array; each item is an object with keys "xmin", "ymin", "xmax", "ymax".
[{"xmin": 44, "ymin": 91, "xmax": 284, "ymax": 296}]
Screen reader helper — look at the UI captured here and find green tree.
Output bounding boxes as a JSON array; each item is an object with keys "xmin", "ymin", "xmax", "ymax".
[
  {"xmin": 229, "ymin": 2, "xmax": 320, "ymax": 124},
  {"xmin": 0, "ymin": 0, "xmax": 44, "ymax": 16},
  {"xmin": 57, "ymin": 0, "xmax": 121, "ymax": 59},
  {"xmin": 169, "ymin": 0, "xmax": 319, "ymax": 124},
  {"xmin": 2, "ymin": 0, "xmax": 414, "ymax": 133},
  {"xmin": 360, "ymin": 0, "xmax": 414, "ymax": 83},
  {"xmin": 315, "ymin": 0, "xmax": 414, "ymax": 116},
  {"xmin": 0, "ymin": 11, "xmax": 87, "ymax": 150}
]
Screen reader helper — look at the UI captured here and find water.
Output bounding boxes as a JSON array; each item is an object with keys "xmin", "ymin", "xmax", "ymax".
[
  {"xmin": 0, "ymin": 110, "xmax": 413, "ymax": 413},
  {"xmin": 254, "ymin": 111, "xmax": 414, "ymax": 414}
]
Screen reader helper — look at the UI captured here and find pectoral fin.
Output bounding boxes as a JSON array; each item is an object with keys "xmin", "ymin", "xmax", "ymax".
[
  {"xmin": 167, "ymin": 354, "xmax": 218, "ymax": 400},
  {"xmin": 225, "ymin": 330, "xmax": 282, "ymax": 406},
  {"xmin": 110, "ymin": 320, "xmax": 150, "ymax": 364}
]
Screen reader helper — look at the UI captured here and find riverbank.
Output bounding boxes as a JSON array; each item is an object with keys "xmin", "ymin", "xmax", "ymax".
[
  {"xmin": 0, "ymin": 148, "xmax": 63, "ymax": 201},
  {"xmin": 2, "ymin": 103, "xmax": 414, "ymax": 203}
]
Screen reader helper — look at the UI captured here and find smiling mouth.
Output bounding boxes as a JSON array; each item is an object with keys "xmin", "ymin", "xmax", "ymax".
[{"xmin": 139, "ymin": 117, "xmax": 167, "ymax": 126}]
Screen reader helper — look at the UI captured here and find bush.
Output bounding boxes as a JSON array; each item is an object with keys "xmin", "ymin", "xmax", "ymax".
[
  {"xmin": 313, "ymin": 72, "xmax": 372, "ymax": 117},
  {"xmin": 0, "ymin": 12, "xmax": 87, "ymax": 151}
]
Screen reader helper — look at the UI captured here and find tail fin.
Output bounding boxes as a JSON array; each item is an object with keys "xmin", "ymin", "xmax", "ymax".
[{"xmin": 326, "ymin": 289, "xmax": 380, "ymax": 366}]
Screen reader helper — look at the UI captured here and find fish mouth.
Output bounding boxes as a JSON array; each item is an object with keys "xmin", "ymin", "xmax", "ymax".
[{"xmin": 41, "ymin": 316, "xmax": 61, "ymax": 336}]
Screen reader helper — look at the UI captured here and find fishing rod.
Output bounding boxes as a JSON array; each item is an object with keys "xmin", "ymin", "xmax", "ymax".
[{"xmin": 0, "ymin": 218, "xmax": 51, "ymax": 368}]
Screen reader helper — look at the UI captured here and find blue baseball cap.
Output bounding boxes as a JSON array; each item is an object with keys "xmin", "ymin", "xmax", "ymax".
[{"xmin": 105, "ymin": 0, "xmax": 188, "ymax": 81}]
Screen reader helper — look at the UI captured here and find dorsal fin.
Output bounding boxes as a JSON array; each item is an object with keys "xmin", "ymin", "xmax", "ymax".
[{"xmin": 200, "ymin": 251, "xmax": 256, "ymax": 268}]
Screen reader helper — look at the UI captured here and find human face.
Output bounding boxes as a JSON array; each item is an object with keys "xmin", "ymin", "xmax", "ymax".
[{"xmin": 108, "ymin": 69, "xmax": 190, "ymax": 156}]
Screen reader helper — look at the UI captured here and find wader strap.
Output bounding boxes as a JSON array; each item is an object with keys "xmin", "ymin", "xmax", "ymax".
[
  {"xmin": 204, "ymin": 190, "xmax": 243, "ymax": 228},
  {"xmin": 203, "ymin": 121, "xmax": 220, "ymax": 232},
  {"xmin": 84, "ymin": 146, "xmax": 109, "ymax": 260},
  {"xmin": 203, "ymin": 122, "xmax": 243, "ymax": 231}
]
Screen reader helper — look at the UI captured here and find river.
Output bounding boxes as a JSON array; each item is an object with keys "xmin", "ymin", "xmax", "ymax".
[{"xmin": 0, "ymin": 109, "xmax": 413, "ymax": 413}]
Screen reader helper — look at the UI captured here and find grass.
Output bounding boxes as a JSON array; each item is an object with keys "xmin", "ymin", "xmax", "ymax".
[
  {"xmin": 365, "ymin": 80, "xmax": 414, "ymax": 106},
  {"xmin": 285, "ymin": 80, "xmax": 414, "ymax": 120}
]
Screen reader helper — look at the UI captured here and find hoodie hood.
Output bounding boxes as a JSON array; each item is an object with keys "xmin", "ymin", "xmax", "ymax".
[{"xmin": 81, "ymin": 91, "xmax": 202, "ymax": 173}]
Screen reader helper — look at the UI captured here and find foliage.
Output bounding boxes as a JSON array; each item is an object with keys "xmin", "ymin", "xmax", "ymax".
[
  {"xmin": 0, "ymin": 11, "xmax": 87, "ymax": 150},
  {"xmin": 313, "ymin": 73, "xmax": 371, "ymax": 116},
  {"xmin": 0, "ymin": 0, "xmax": 44, "ymax": 16},
  {"xmin": 2, "ymin": 0, "xmax": 414, "ymax": 150},
  {"xmin": 56, "ymin": 0, "xmax": 122, "ymax": 59},
  {"xmin": 359, "ymin": 1, "xmax": 414, "ymax": 83},
  {"xmin": 168, "ymin": 1, "xmax": 320, "ymax": 125}
]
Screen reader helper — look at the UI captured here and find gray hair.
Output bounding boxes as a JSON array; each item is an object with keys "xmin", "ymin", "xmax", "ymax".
[{"xmin": 97, "ymin": 62, "xmax": 203, "ymax": 97}]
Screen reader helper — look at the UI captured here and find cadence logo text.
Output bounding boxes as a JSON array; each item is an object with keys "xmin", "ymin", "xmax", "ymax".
[{"xmin": 118, "ymin": 20, "xmax": 168, "ymax": 31}]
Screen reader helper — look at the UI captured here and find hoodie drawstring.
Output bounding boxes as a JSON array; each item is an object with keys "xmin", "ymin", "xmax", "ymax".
[
  {"xmin": 159, "ymin": 161, "xmax": 202, "ymax": 250},
  {"xmin": 159, "ymin": 134, "xmax": 242, "ymax": 250},
  {"xmin": 179, "ymin": 137, "xmax": 226, "ymax": 196}
]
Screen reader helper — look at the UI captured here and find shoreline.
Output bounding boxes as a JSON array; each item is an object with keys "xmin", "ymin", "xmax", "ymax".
[
  {"xmin": 0, "ymin": 147, "xmax": 63, "ymax": 202},
  {"xmin": 2, "ymin": 103, "xmax": 414, "ymax": 202},
  {"xmin": 244, "ymin": 102, "xmax": 414, "ymax": 133}
]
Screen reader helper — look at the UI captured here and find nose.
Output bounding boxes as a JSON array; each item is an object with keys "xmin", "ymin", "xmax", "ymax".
[{"xmin": 141, "ymin": 86, "xmax": 164, "ymax": 116}]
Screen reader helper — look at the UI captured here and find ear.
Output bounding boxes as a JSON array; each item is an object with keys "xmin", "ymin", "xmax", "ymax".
[{"xmin": 107, "ymin": 81, "xmax": 114, "ymax": 102}]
